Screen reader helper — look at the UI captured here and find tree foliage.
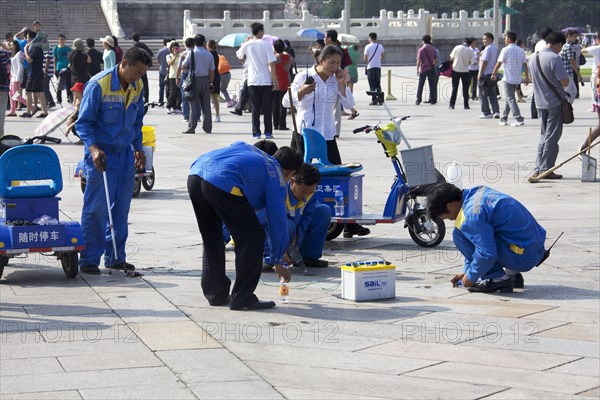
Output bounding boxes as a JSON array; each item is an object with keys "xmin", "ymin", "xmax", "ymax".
[{"xmin": 318, "ymin": 0, "xmax": 599, "ymax": 36}]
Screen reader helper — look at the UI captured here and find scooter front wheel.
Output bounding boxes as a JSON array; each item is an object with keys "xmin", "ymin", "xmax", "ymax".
[
  {"xmin": 326, "ymin": 223, "xmax": 344, "ymax": 240},
  {"xmin": 407, "ymin": 215, "xmax": 445, "ymax": 248}
]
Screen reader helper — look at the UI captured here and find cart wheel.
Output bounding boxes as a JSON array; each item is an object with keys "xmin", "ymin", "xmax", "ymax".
[
  {"xmin": 407, "ymin": 215, "xmax": 445, "ymax": 248},
  {"xmin": 60, "ymin": 252, "xmax": 79, "ymax": 278},
  {"xmin": 142, "ymin": 167, "xmax": 155, "ymax": 190},
  {"xmin": 326, "ymin": 223, "xmax": 344, "ymax": 241},
  {"xmin": 80, "ymin": 177, "xmax": 86, "ymax": 194},
  {"xmin": 0, "ymin": 256, "xmax": 8, "ymax": 278},
  {"xmin": 133, "ymin": 178, "xmax": 142, "ymax": 198}
]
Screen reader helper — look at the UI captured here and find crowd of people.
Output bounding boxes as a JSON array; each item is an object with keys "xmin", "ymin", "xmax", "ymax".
[{"xmin": 0, "ymin": 20, "xmax": 599, "ymax": 306}]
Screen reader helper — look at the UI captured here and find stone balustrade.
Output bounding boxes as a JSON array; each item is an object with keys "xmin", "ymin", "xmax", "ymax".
[{"xmin": 184, "ymin": 7, "xmax": 494, "ymax": 41}]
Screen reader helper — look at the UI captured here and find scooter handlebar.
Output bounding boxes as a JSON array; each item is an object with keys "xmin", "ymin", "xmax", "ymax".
[{"xmin": 353, "ymin": 125, "xmax": 370, "ymax": 134}]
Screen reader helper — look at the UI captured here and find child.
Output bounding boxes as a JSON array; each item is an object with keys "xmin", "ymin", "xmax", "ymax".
[{"xmin": 28, "ymin": 21, "xmax": 50, "ymax": 52}]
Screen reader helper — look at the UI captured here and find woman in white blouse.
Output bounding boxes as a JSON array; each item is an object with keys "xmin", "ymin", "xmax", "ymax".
[
  {"xmin": 284, "ymin": 45, "xmax": 354, "ymax": 164},
  {"xmin": 283, "ymin": 45, "xmax": 370, "ymax": 238}
]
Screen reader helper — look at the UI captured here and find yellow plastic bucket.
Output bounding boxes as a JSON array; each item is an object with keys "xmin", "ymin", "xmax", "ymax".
[{"xmin": 142, "ymin": 126, "xmax": 156, "ymax": 151}]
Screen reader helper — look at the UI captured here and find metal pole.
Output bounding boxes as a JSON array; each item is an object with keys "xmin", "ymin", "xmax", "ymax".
[
  {"xmin": 344, "ymin": 0, "xmax": 351, "ymax": 34},
  {"xmin": 506, "ymin": 0, "xmax": 512, "ymax": 32},
  {"xmin": 493, "ymin": 0, "xmax": 501, "ymax": 45}
]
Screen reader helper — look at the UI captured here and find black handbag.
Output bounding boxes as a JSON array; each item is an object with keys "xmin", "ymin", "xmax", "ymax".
[
  {"xmin": 535, "ymin": 54, "xmax": 574, "ymax": 124},
  {"xmin": 182, "ymin": 50, "xmax": 195, "ymax": 94},
  {"xmin": 579, "ymin": 53, "xmax": 586, "ymax": 66}
]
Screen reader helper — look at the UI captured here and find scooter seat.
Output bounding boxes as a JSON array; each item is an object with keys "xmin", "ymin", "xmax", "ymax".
[
  {"xmin": 302, "ymin": 128, "xmax": 363, "ymax": 176},
  {"xmin": 314, "ymin": 162, "xmax": 363, "ymax": 176}
]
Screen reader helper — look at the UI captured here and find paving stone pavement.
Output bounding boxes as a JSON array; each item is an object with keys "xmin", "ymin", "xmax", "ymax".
[{"xmin": 1, "ymin": 67, "xmax": 598, "ymax": 399}]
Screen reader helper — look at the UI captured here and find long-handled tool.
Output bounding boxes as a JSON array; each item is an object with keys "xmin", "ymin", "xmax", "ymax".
[
  {"xmin": 529, "ymin": 140, "xmax": 599, "ymax": 182},
  {"xmin": 288, "ymin": 87, "xmax": 303, "ymax": 154},
  {"xmin": 536, "ymin": 232, "xmax": 563, "ymax": 267},
  {"xmin": 101, "ymin": 157, "xmax": 142, "ymax": 277}
]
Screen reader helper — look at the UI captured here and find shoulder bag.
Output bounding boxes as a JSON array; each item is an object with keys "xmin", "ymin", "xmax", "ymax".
[
  {"xmin": 183, "ymin": 50, "xmax": 196, "ymax": 99},
  {"xmin": 535, "ymin": 54, "xmax": 574, "ymax": 124},
  {"xmin": 364, "ymin": 44, "xmax": 379, "ymax": 75}
]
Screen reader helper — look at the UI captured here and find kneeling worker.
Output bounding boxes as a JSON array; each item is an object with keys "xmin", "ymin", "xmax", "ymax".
[
  {"xmin": 262, "ymin": 163, "xmax": 332, "ymax": 271},
  {"xmin": 188, "ymin": 142, "xmax": 303, "ymax": 310},
  {"xmin": 426, "ymin": 183, "xmax": 547, "ymax": 293}
]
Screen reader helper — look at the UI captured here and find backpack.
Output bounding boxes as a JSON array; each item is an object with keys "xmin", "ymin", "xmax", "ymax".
[{"xmin": 218, "ymin": 54, "xmax": 231, "ymax": 74}]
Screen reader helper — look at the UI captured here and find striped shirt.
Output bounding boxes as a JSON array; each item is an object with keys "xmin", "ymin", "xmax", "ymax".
[
  {"xmin": 559, "ymin": 42, "xmax": 575, "ymax": 75},
  {"xmin": 498, "ymin": 43, "xmax": 527, "ymax": 85},
  {"xmin": 44, "ymin": 50, "xmax": 54, "ymax": 75}
]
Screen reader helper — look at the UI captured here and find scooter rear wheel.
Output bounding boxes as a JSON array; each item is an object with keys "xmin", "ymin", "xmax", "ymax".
[{"xmin": 326, "ymin": 223, "xmax": 344, "ymax": 240}]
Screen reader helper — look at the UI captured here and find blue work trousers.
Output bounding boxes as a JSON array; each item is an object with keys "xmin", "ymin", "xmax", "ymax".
[
  {"xmin": 264, "ymin": 204, "xmax": 331, "ymax": 264},
  {"xmin": 453, "ymin": 228, "xmax": 544, "ymax": 281},
  {"xmin": 79, "ymin": 148, "xmax": 135, "ymax": 268}
]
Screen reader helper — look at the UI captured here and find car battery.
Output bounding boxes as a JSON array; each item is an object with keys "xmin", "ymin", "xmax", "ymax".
[{"xmin": 341, "ymin": 261, "xmax": 396, "ymax": 301}]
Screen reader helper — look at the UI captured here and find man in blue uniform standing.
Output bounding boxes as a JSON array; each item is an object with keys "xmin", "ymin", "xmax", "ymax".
[
  {"xmin": 188, "ymin": 143, "xmax": 303, "ymax": 310},
  {"xmin": 76, "ymin": 47, "xmax": 150, "ymax": 274},
  {"xmin": 262, "ymin": 163, "xmax": 331, "ymax": 271},
  {"xmin": 427, "ymin": 183, "xmax": 547, "ymax": 293}
]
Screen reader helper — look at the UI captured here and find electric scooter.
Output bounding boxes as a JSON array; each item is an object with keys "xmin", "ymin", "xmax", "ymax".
[{"xmin": 306, "ymin": 91, "xmax": 446, "ymax": 247}]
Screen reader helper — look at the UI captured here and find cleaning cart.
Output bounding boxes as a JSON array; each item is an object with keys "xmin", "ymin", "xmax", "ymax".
[{"xmin": 0, "ymin": 145, "xmax": 85, "ymax": 279}]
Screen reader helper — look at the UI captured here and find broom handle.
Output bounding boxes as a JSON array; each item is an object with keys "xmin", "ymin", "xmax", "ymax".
[
  {"xmin": 531, "ymin": 140, "xmax": 599, "ymax": 181},
  {"xmin": 288, "ymin": 87, "xmax": 300, "ymax": 150}
]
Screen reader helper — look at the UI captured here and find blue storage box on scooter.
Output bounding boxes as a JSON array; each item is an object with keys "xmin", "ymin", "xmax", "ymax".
[{"xmin": 314, "ymin": 175, "xmax": 364, "ymax": 218}]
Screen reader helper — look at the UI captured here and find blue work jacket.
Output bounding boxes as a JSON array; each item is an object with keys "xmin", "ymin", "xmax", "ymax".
[
  {"xmin": 455, "ymin": 186, "xmax": 546, "ymax": 282},
  {"xmin": 76, "ymin": 65, "xmax": 145, "ymax": 152},
  {"xmin": 190, "ymin": 142, "xmax": 289, "ymax": 264}
]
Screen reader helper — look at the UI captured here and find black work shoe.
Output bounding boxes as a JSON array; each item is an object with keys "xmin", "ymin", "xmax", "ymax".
[
  {"xmin": 210, "ymin": 295, "xmax": 231, "ymax": 306},
  {"xmin": 303, "ymin": 258, "xmax": 329, "ymax": 268},
  {"xmin": 230, "ymin": 110, "xmax": 243, "ymax": 116},
  {"xmin": 343, "ymin": 224, "xmax": 371, "ymax": 238},
  {"xmin": 511, "ymin": 273, "xmax": 524, "ymax": 289},
  {"xmin": 262, "ymin": 263, "xmax": 274, "ymax": 272},
  {"xmin": 468, "ymin": 278, "xmax": 513, "ymax": 293},
  {"xmin": 230, "ymin": 300, "xmax": 276, "ymax": 311},
  {"xmin": 106, "ymin": 262, "xmax": 135, "ymax": 271},
  {"xmin": 182, "ymin": 129, "xmax": 195, "ymax": 134},
  {"xmin": 80, "ymin": 265, "xmax": 101, "ymax": 274}
]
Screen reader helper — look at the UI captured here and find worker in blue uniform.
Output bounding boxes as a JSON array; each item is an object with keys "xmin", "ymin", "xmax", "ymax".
[
  {"xmin": 427, "ymin": 183, "xmax": 547, "ymax": 293},
  {"xmin": 188, "ymin": 142, "xmax": 303, "ymax": 310},
  {"xmin": 76, "ymin": 47, "xmax": 151, "ymax": 275},
  {"xmin": 261, "ymin": 163, "xmax": 331, "ymax": 271}
]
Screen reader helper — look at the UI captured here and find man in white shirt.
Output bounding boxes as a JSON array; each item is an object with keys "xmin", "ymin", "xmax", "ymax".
[
  {"xmin": 582, "ymin": 33, "xmax": 600, "ymax": 111},
  {"xmin": 363, "ymin": 32, "xmax": 385, "ymax": 105},
  {"xmin": 477, "ymin": 32, "xmax": 500, "ymax": 119},
  {"xmin": 236, "ymin": 22, "xmax": 278, "ymax": 139},
  {"xmin": 532, "ymin": 27, "xmax": 553, "ymax": 119},
  {"xmin": 449, "ymin": 38, "xmax": 474, "ymax": 109},
  {"xmin": 492, "ymin": 31, "xmax": 530, "ymax": 127}
]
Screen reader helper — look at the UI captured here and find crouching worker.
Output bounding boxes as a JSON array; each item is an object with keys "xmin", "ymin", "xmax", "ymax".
[
  {"xmin": 426, "ymin": 183, "xmax": 547, "ymax": 293},
  {"xmin": 187, "ymin": 142, "xmax": 303, "ymax": 310},
  {"xmin": 262, "ymin": 163, "xmax": 332, "ymax": 272}
]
